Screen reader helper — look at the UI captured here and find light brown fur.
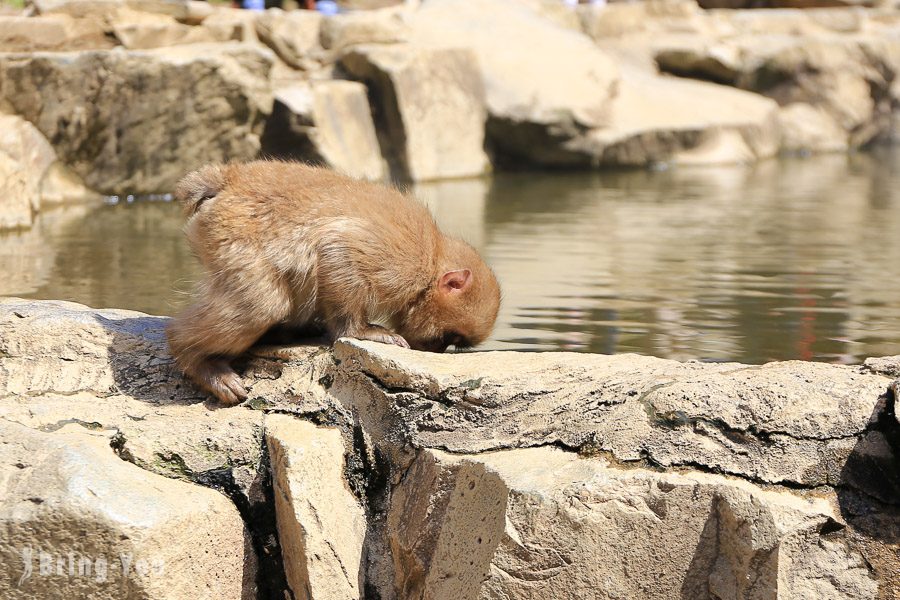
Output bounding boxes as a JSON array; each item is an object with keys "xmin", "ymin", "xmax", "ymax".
[{"xmin": 167, "ymin": 161, "xmax": 501, "ymax": 405}]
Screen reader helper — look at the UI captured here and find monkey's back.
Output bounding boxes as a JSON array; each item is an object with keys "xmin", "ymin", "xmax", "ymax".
[{"xmin": 178, "ymin": 161, "xmax": 442, "ymax": 319}]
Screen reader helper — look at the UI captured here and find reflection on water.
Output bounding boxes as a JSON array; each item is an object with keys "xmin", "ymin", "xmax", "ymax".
[{"xmin": 2, "ymin": 150, "xmax": 900, "ymax": 363}]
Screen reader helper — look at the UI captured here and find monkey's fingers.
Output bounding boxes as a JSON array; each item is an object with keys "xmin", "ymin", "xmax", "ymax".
[
  {"xmin": 356, "ymin": 327, "xmax": 410, "ymax": 349},
  {"xmin": 213, "ymin": 371, "xmax": 250, "ymax": 406},
  {"xmin": 193, "ymin": 359, "xmax": 249, "ymax": 406}
]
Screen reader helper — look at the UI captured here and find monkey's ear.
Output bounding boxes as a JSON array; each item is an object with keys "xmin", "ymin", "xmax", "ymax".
[{"xmin": 438, "ymin": 269, "xmax": 472, "ymax": 295}]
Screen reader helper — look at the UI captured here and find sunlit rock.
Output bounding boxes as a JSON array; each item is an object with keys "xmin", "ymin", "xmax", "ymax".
[
  {"xmin": 1, "ymin": 299, "xmax": 897, "ymax": 599},
  {"xmin": 319, "ymin": 5, "xmax": 411, "ymax": 53},
  {"xmin": 262, "ymin": 81, "xmax": 386, "ymax": 181},
  {"xmin": 0, "ymin": 420, "xmax": 255, "ymax": 599},
  {"xmin": 265, "ymin": 415, "xmax": 367, "ymax": 600},
  {"xmin": 255, "ymin": 8, "xmax": 323, "ymax": 72},
  {"xmin": 0, "ymin": 14, "xmax": 113, "ymax": 51},
  {"xmin": 779, "ymin": 102, "xmax": 849, "ymax": 153},
  {"xmin": 393, "ymin": 447, "xmax": 878, "ymax": 600},
  {"xmin": 0, "ymin": 114, "xmax": 95, "ymax": 230},
  {"xmin": 332, "ymin": 338, "xmax": 899, "ymax": 596},
  {"xmin": 408, "ymin": 0, "xmax": 619, "ymax": 168},
  {"xmin": 29, "ymin": 0, "xmax": 191, "ymax": 21},
  {"xmin": 340, "ymin": 44, "xmax": 490, "ymax": 181},
  {"xmin": 585, "ymin": 67, "xmax": 781, "ymax": 167},
  {"xmin": 111, "ymin": 8, "xmax": 215, "ymax": 49}
]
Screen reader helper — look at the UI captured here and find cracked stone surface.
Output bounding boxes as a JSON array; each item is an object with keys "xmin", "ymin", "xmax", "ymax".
[
  {"xmin": 0, "ymin": 420, "xmax": 255, "ymax": 599},
  {"xmin": 1, "ymin": 299, "xmax": 898, "ymax": 599},
  {"xmin": 265, "ymin": 415, "xmax": 366, "ymax": 600},
  {"xmin": 332, "ymin": 338, "xmax": 900, "ymax": 599}
]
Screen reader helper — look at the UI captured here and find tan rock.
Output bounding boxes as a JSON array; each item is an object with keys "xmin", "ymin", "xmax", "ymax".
[
  {"xmin": 332, "ymin": 336, "xmax": 893, "ymax": 493},
  {"xmin": 864, "ymin": 355, "xmax": 900, "ymax": 377},
  {"xmin": 112, "ymin": 8, "xmax": 216, "ymax": 49},
  {"xmin": 656, "ymin": 34, "xmax": 900, "ymax": 148},
  {"xmin": 340, "ymin": 44, "xmax": 490, "ymax": 181},
  {"xmin": 39, "ymin": 162, "xmax": 102, "ymax": 205},
  {"xmin": 256, "ymin": 8, "xmax": 323, "ymax": 71},
  {"xmin": 265, "ymin": 415, "xmax": 366, "ymax": 600},
  {"xmin": 388, "ymin": 447, "xmax": 880, "ymax": 600},
  {"xmin": 0, "ymin": 44, "xmax": 273, "ymax": 194},
  {"xmin": 183, "ymin": 0, "xmax": 214, "ymax": 25},
  {"xmin": 0, "ymin": 114, "xmax": 83, "ymax": 230},
  {"xmin": 0, "ymin": 15, "xmax": 113, "ymax": 51},
  {"xmin": 319, "ymin": 5, "xmax": 410, "ymax": 52},
  {"xmin": 585, "ymin": 68, "xmax": 780, "ymax": 167},
  {"xmin": 200, "ymin": 7, "xmax": 260, "ymax": 43},
  {"xmin": 0, "ymin": 420, "xmax": 255, "ymax": 599},
  {"xmin": 779, "ymin": 102, "xmax": 849, "ymax": 153},
  {"xmin": 262, "ymin": 81, "xmax": 386, "ymax": 181},
  {"xmin": 578, "ymin": 0, "xmax": 704, "ymax": 39},
  {"xmin": 409, "ymin": 0, "xmax": 619, "ymax": 168},
  {"xmin": 29, "ymin": 0, "xmax": 190, "ymax": 20},
  {"xmin": 387, "ymin": 449, "xmax": 507, "ymax": 600}
]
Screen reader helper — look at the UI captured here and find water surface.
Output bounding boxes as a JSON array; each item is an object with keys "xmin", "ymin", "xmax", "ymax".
[{"xmin": 3, "ymin": 150, "xmax": 900, "ymax": 363}]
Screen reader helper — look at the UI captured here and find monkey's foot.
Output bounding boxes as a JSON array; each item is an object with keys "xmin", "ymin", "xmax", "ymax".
[
  {"xmin": 353, "ymin": 325, "xmax": 410, "ymax": 349},
  {"xmin": 190, "ymin": 358, "xmax": 249, "ymax": 405}
]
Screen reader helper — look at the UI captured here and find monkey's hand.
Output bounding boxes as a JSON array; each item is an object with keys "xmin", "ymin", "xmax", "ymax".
[
  {"xmin": 353, "ymin": 325, "xmax": 411, "ymax": 349},
  {"xmin": 190, "ymin": 358, "xmax": 249, "ymax": 406}
]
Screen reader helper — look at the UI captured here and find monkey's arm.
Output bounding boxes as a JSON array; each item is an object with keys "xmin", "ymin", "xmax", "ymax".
[{"xmin": 315, "ymin": 224, "xmax": 411, "ymax": 349}]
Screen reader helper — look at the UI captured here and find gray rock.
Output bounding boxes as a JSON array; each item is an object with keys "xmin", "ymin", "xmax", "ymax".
[{"xmin": 0, "ymin": 44, "xmax": 273, "ymax": 195}]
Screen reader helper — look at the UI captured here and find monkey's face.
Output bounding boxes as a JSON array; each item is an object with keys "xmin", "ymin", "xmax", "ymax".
[{"xmin": 399, "ymin": 265, "xmax": 501, "ymax": 353}]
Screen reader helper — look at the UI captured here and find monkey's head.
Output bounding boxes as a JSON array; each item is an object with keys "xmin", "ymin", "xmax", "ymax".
[{"xmin": 399, "ymin": 240, "xmax": 501, "ymax": 353}]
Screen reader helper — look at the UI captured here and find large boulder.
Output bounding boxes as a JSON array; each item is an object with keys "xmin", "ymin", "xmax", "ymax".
[
  {"xmin": 340, "ymin": 44, "xmax": 490, "ymax": 181},
  {"xmin": 0, "ymin": 15, "xmax": 113, "ymax": 51},
  {"xmin": 393, "ymin": 447, "xmax": 878, "ymax": 600},
  {"xmin": 0, "ymin": 115, "xmax": 54, "ymax": 229},
  {"xmin": 0, "ymin": 114, "xmax": 95, "ymax": 231},
  {"xmin": 319, "ymin": 5, "xmax": 411, "ymax": 53},
  {"xmin": 331, "ymin": 338, "xmax": 900, "ymax": 598},
  {"xmin": 0, "ymin": 298, "xmax": 340, "ymax": 599},
  {"xmin": 654, "ymin": 20, "xmax": 900, "ymax": 148},
  {"xmin": 28, "ymin": 0, "xmax": 190, "ymax": 21},
  {"xmin": 261, "ymin": 80, "xmax": 387, "ymax": 181},
  {"xmin": 0, "ymin": 43, "xmax": 273, "ymax": 195},
  {"xmin": 111, "ymin": 8, "xmax": 216, "ymax": 49},
  {"xmin": 556, "ymin": 68, "xmax": 781, "ymax": 167},
  {"xmin": 408, "ymin": 0, "xmax": 619, "ymax": 168},
  {"xmin": 255, "ymin": 8, "xmax": 323, "ymax": 71},
  {"xmin": 0, "ymin": 420, "xmax": 255, "ymax": 599}
]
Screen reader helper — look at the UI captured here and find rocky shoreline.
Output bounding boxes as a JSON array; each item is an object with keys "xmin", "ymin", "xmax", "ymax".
[
  {"xmin": 1, "ymin": 298, "xmax": 897, "ymax": 598},
  {"xmin": 2, "ymin": 0, "xmax": 900, "ymax": 228}
]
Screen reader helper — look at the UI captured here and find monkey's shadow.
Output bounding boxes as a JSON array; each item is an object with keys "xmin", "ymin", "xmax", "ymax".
[{"xmin": 98, "ymin": 314, "xmax": 326, "ymax": 408}]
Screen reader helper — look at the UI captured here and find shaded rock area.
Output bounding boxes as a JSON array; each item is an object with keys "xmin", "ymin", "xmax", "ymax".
[
  {"xmin": 1, "ymin": 298, "xmax": 898, "ymax": 599},
  {"xmin": 3, "ymin": 0, "xmax": 900, "ymax": 229}
]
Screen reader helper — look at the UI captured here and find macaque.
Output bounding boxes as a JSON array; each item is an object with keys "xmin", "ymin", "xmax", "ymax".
[{"xmin": 167, "ymin": 161, "xmax": 501, "ymax": 405}]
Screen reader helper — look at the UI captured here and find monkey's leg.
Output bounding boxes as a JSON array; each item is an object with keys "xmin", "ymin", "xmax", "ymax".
[{"xmin": 167, "ymin": 295, "xmax": 286, "ymax": 405}]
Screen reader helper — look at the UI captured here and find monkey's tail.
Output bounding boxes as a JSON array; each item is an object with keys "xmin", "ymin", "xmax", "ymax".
[{"xmin": 174, "ymin": 164, "xmax": 226, "ymax": 216}]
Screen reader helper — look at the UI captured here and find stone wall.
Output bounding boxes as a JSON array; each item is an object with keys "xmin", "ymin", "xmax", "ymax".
[{"xmin": 1, "ymin": 298, "xmax": 897, "ymax": 599}]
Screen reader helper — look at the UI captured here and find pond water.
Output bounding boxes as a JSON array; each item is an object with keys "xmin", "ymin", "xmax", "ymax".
[{"xmin": 3, "ymin": 149, "xmax": 900, "ymax": 364}]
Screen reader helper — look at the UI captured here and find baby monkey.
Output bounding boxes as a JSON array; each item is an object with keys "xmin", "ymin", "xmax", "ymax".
[{"xmin": 167, "ymin": 161, "xmax": 501, "ymax": 405}]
